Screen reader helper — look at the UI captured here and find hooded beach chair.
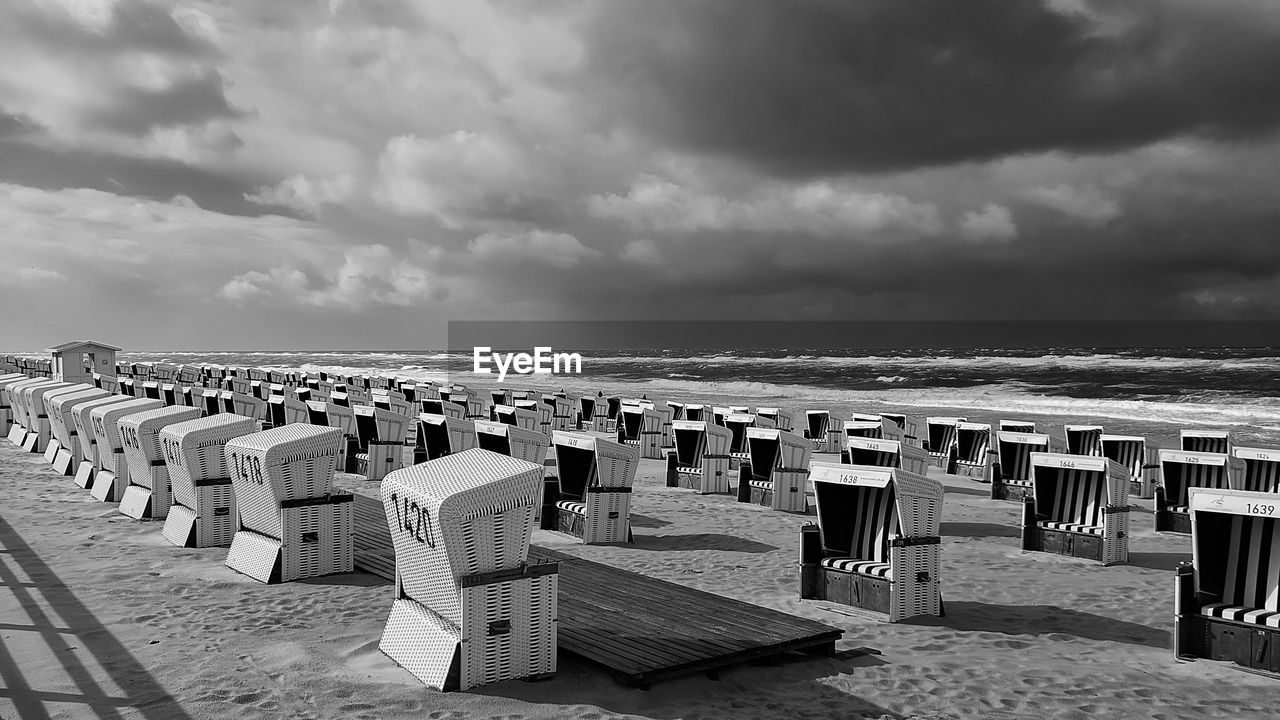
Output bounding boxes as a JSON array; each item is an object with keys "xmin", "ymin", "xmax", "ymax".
[
  {"xmin": 70, "ymin": 395, "xmax": 137, "ymax": 488},
  {"xmin": 666, "ymin": 401, "xmax": 686, "ymax": 422},
  {"xmin": 737, "ymin": 428, "xmax": 812, "ymax": 513},
  {"xmin": 989, "ymin": 432, "xmax": 1067, "ymax": 501},
  {"xmin": 800, "ymin": 462, "xmax": 944, "ymax": 621},
  {"xmin": 493, "ymin": 404, "xmax": 539, "ymax": 432},
  {"xmin": 12, "ymin": 380, "xmax": 71, "ymax": 452},
  {"xmin": 999, "ymin": 420, "xmax": 1037, "ymax": 434},
  {"xmin": 118, "ymin": 405, "xmax": 204, "ymax": 519},
  {"xmin": 1173, "ymin": 488, "xmax": 1280, "ymax": 674},
  {"xmin": 640, "ymin": 399, "xmax": 675, "ymax": 448},
  {"xmin": 45, "ymin": 385, "xmax": 108, "ymax": 475},
  {"xmin": 306, "ymin": 400, "xmax": 356, "ymax": 471},
  {"xmin": 1157, "ymin": 450, "xmax": 1239, "ymax": 535},
  {"xmin": 141, "ymin": 381, "xmax": 162, "ymax": 400},
  {"xmin": 665, "ymin": 420, "xmax": 733, "ymax": 494},
  {"xmin": 683, "ymin": 404, "xmax": 706, "ymax": 422},
  {"xmin": 1064, "ymin": 425, "xmax": 1104, "ymax": 457},
  {"xmin": 490, "ymin": 389, "xmax": 513, "ymax": 410},
  {"xmin": 844, "ymin": 436, "xmax": 930, "ymax": 477},
  {"xmin": 474, "ymin": 420, "xmax": 550, "ymax": 466},
  {"xmin": 415, "ymin": 414, "xmax": 477, "ymax": 462},
  {"xmin": 543, "ymin": 432, "xmax": 639, "ymax": 544},
  {"xmin": 285, "ymin": 386, "xmax": 313, "ymax": 404},
  {"xmin": 616, "ymin": 405, "xmax": 664, "ymax": 460},
  {"xmin": 1020, "ymin": 453, "xmax": 1131, "ymax": 565},
  {"xmin": 379, "ymin": 449, "xmax": 557, "ymax": 690},
  {"xmin": 161, "ymin": 413, "xmax": 258, "ymax": 548},
  {"xmin": 724, "ymin": 412, "xmax": 756, "ymax": 466},
  {"xmin": 0, "ymin": 373, "xmax": 29, "ymax": 434},
  {"xmin": 353, "ymin": 406, "xmax": 410, "ymax": 481},
  {"xmin": 953, "ymin": 422, "xmax": 992, "ymax": 480},
  {"xmin": 575, "ymin": 395, "xmax": 597, "ymax": 430},
  {"xmin": 88, "ymin": 397, "xmax": 166, "ymax": 502},
  {"xmin": 516, "ymin": 399, "xmax": 553, "ymax": 435},
  {"xmin": 266, "ymin": 395, "xmax": 310, "ymax": 429},
  {"xmin": 756, "ymin": 407, "xmax": 795, "ymax": 433},
  {"xmin": 224, "ymin": 425, "xmax": 354, "ymax": 583},
  {"xmin": 541, "ymin": 394, "xmax": 573, "ymax": 432},
  {"xmin": 878, "ymin": 413, "xmax": 920, "ymax": 446},
  {"xmin": 1182, "ymin": 429, "xmax": 1232, "ymax": 455},
  {"xmin": 1230, "ymin": 447, "xmax": 1280, "ymax": 495},
  {"xmin": 925, "ymin": 417, "xmax": 964, "ymax": 473},
  {"xmin": 372, "ymin": 391, "xmax": 413, "ymax": 418},
  {"xmin": 1100, "ymin": 434, "xmax": 1155, "ymax": 499},
  {"xmin": 421, "ymin": 398, "xmax": 467, "ymax": 420},
  {"xmin": 804, "ymin": 410, "xmax": 843, "ymax": 453},
  {"xmin": 843, "ymin": 413, "xmax": 884, "ymax": 444}
]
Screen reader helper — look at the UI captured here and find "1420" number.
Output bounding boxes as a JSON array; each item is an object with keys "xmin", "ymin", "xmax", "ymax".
[{"xmin": 389, "ymin": 492, "xmax": 435, "ymax": 547}]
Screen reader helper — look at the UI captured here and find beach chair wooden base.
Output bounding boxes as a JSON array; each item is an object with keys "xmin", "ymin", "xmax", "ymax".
[
  {"xmin": 799, "ymin": 525, "xmax": 943, "ymax": 622},
  {"xmin": 161, "ymin": 485, "xmax": 237, "ymax": 548},
  {"xmin": 736, "ymin": 463, "xmax": 808, "ymax": 513},
  {"xmin": 1021, "ymin": 499, "xmax": 1129, "ymax": 565},
  {"xmin": 89, "ymin": 470, "xmax": 129, "ymax": 503},
  {"xmin": 7, "ymin": 424, "xmax": 27, "ymax": 445},
  {"xmin": 225, "ymin": 498, "xmax": 355, "ymax": 583},
  {"xmin": 954, "ymin": 461, "xmax": 988, "ymax": 481},
  {"xmin": 1156, "ymin": 509, "xmax": 1192, "ymax": 534},
  {"xmin": 355, "ymin": 443, "xmax": 403, "ymax": 481},
  {"xmin": 990, "ymin": 477, "xmax": 1033, "ymax": 502},
  {"xmin": 73, "ymin": 461, "xmax": 96, "ymax": 489},
  {"xmin": 541, "ymin": 489, "xmax": 633, "ymax": 544},
  {"xmin": 119, "ymin": 485, "xmax": 163, "ymax": 519},
  {"xmin": 665, "ymin": 453, "xmax": 732, "ymax": 494},
  {"xmin": 52, "ymin": 446, "xmax": 76, "ymax": 476},
  {"xmin": 21, "ymin": 431, "xmax": 40, "ymax": 453},
  {"xmin": 927, "ymin": 447, "xmax": 957, "ymax": 474},
  {"xmin": 379, "ymin": 566, "xmax": 559, "ymax": 691},
  {"xmin": 42, "ymin": 438, "xmax": 61, "ymax": 464}
]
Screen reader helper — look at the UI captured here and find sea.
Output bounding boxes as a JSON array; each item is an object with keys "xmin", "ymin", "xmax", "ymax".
[{"xmin": 79, "ymin": 346, "xmax": 1280, "ymax": 449}]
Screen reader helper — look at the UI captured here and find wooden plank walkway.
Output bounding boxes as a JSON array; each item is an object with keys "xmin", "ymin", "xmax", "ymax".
[{"xmin": 347, "ymin": 491, "xmax": 843, "ymax": 688}]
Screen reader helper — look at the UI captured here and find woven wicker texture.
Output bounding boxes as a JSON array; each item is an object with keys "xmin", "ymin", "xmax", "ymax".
[
  {"xmin": 474, "ymin": 421, "xmax": 550, "ymax": 465},
  {"xmin": 162, "ymin": 413, "xmax": 258, "ymax": 509},
  {"xmin": 120, "ymin": 406, "xmax": 203, "ymax": 491},
  {"xmin": 46, "ymin": 387, "xmax": 107, "ymax": 452},
  {"xmin": 91, "ymin": 397, "xmax": 165, "ymax": 457},
  {"xmin": 70, "ymin": 396, "xmax": 136, "ymax": 463},
  {"xmin": 7, "ymin": 379, "xmax": 54, "ymax": 427},
  {"xmin": 381, "ymin": 448, "xmax": 543, "ymax": 622},
  {"xmin": 226, "ymin": 424, "xmax": 342, "ymax": 537}
]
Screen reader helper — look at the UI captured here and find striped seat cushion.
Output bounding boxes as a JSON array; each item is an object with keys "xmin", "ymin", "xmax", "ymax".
[
  {"xmin": 1168, "ymin": 505, "xmax": 1189, "ymax": 515},
  {"xmin": 820, "ymin": 557, "xmax": 893, "ymax": 579},
  {"xmin": 748, "ymin": 479, "xmax": 772, "ymax": 490},
  {"xmin": 1004, "ymin": 478, "xmax": 1034, "ymax": 488},
  {"xmin": 1067, "ymin": 429, "xmax": 1103, "ymax": 456},
  {"xmin": 1200, "ymin": 515, "xmax": 1280, "ymax": 627},
  {"xmin": 1041, "ymin": 520, "xmax": 1104, "ymax": 535},
  {"xmin": 556, "ymin": 500, "xmax": 586, "ymax": 516}
]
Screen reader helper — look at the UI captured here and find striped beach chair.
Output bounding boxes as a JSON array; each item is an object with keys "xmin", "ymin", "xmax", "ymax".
[
  {"xmin": 665, "ymin": 420, "xmax": 733, "ymax": 494},
  {"xmin": 89, "ymin": 397, "xmax": 165, "ymax": 502},
  {"xmin": 843, "ymin": 413, "xmax": 884, "ymax": 442},
  {"xmin": 804, "ymin": 410, "xmax": 843, "ymax": 453},
  {"xmin": 989, "ymin": 432, "xmax": 1066, "ymax": 501},
  {"xmin": 575, "ymin": 395, "xmax": 597, "ymax": 430},
  {"xmin": 844, "ymin": 436, "xmax": 930, "ymax": 477},
  {"xmin": 1231, "ymin": 447, "xmax": 1280, "ymax": 495},
  {"xmin": 543, "ymin": 432, "xmax": 638, "ymax": 544},
  {"xmin": 379, "ymin": 449, "xmax": 557, "ymax": 690},
  {"xmin": 161, "ymin": 413, "xmax": 258, "ymax": 548},
  {"xmin": 682, "ymin": 404, "xmax": 706, "ymax": 422},
  {"xmin": 724, "ymin": 412, "xmax": 756, "ymax": 467},
  {"xmin": 352, "ymin": 406, "xmax": 409, "ymax": 481},
  {"xmin": 755, "ymin": 407, "xmax": 795, "ymax": 433},
  {"xmin": 1063, "ymin": 425, "xmax": 1104, "ymax": 457},
  {"xmin": 801, "ymin": 462, "xmax": 944, "ymax": 622},
  {"xmin": 925, "ymin": 417, "xmax": 963, "ymax": 474},
  {"xmin": 953, "ymin": 422, "xmax": 992, "ymax": 480},
  {"xmin": 1174, "ymin": 488, "xmax": 1280, "ymax": 674},
  {"xmin": 415, "ymin": 414, "xmax": 478, "ymax": 462},
  {"xmin": 224, "ymin": 425, "xmax": 354, "ymax": 583},
  {"xmin": 999, "ymin": 420, "xmax": 1037, "ymax": 434},
  {"xmin": 118, "ymin": 405, "xmax": 203, "ymax": 519},
  {"xmin": 1157, "ymin": 450, "xmax": 1239, "ymax": 534},
  {"xmin": 1182, "ymin": 429, "xmax": 1232, "ymax": 455},
  {"xmin": 1100, "ymin": 434, "xmax": 1154, "ymax": 499},
  {"xmin": 616, "ymin": 405, "xmax": 664, "ymax": 460},
  {"xmin": 1021, "ymin": 453, "xmax": 1130, "ymax": 565},
  {"xmin": 737, "ymin": 428, "xmax": 812, "ymax": 513}
]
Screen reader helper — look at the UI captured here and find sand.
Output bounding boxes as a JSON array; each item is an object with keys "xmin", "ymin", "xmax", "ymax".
[{"xmin": 0, "ymin": 431, "xmax": 1276, "ymax": 720}]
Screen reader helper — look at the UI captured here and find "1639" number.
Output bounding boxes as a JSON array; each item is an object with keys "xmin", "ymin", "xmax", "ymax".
[{"xmin": 1247, "ymin": 503, "xmax": 1276, "ymax": 516}]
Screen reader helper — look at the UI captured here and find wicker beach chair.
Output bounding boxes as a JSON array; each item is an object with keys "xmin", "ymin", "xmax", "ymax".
[
  {"xmin": 1064, "ymin": 425, "xmax": 1104, "ymax": 457},
  {"xmin": 266, "ymin": 395, "xmax": 310, "ymax": 429},
  {"xmin": 379, "ymin": 449, "xmax": 557, "ymax": 690},
  {"xmin": 737, "ymin": 428, "xmax": 812, "ymax": 513},
  {"xmin": 415, "ymin": 414, "xmax": 477, "ymax": 462},
  {"xmin": 89, "ymin": 397, "xmax": 166, "ymax": 502},
  {"xmin": 1156, "ymin": 450, "xmax": 1239, "ymax": 535},
  {"xmin": 616, "ymin": 405, "xmax": 664, "ymax": 460},
  {"xmin": 1173, "ymin": 488, "xmax": 1280, "ymax": 673},
  {"xmin": 353, "ymin": 406, "xmax": 410, "ymax": 481},
  {"xmin": 953, "ymin": 422, "xmax": 992, "ymax": 480},
  {"xmin": 1230, "ymin": 447, "xmax": 1280, "ymax": 495},
  {"xmin": 474, "ymin": 420, "xmax": 550, "ymax": 466},
  {"xmin": 1021, "ymin": 453, "xmax": 1131, "ymax": 565},
  {"xmin": 543, "ymin": 432, "xmax": 639, "ymax": 544},
  {"xmin": 666, "ymin": 401, "xmax": 686, "ymax": 422},
  {"xmin": 69, "ymin": 395, "xmax": 137, "ymax": 488},
  {"xmin": 989, "ymin": 431, "xmax": 1067, "ymax": 501},
  {"xmin": 1100, "ymin": 434, "xmax": 1156, "ymax": 499},
  {"xmin": 925, "ymin": 417, "xmax": 963, "ymax": 473},
  {"xmin": 14, "ymin": 380, "xmax": 72, "ymax": 452},
  {"xmin": 1182, "ymin": 429, "xmax": 1232, "ymax": 455},
  {"xmin": 800, "ymin": 461, "xmax": 944, "ymax": 622},
  {"xmin": 541, "ymin": 394, "xmax": 574, "ymax": 432},
  {"xmin": 224, "ymin": 425, "xmax": 354, "ymax": 583},
  {"xmin": 756, "ymin": 407, "xmax": 795, "ymax": 433},
  {"xmin": 0, "ymin": 373, "xmax": 30, "ymax": 435},
  {"xmin": 665, "ymin": 420, "xmax": 733, "ymax": 494},
  {"xmin": 724, "ymin": 412, "xmax": 756, "ymax": 467},
  {"xmin": 118, "ymin": 406, "xmax": 203, "ymax": 519},
  {"xmin": 844, "ymin": 436, "xmax": 930, "ymax": 477},
  {"xmin": 493, "ymin": 404, "xmax": 539, "ymax": 431},
  {"xmin": 804, "ymin": 410, "xmax": 843, "ymax": 453},
  {"xmin": 880, "ymin": 413, "xmax": 920, "ymax": 446},
  {"xmin": 45, "ymin": 385, "xmax": 108, "ymax": 475},
  {"xmin": 843, "ymin": 414, "xmax": 884, "ymax": 442},
  {"xmin": 515, "ymin": 399, "xmax": 553, "ymax": 436},
  {"xmin": 161, "ymin": 413, "xmax": 258, "ymax": 548}
]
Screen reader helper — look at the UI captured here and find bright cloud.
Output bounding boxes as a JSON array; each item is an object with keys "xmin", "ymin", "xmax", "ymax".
[
  {"xmin": 1021, "ymin": 183, "xmax": 1123, "ymax": 226},
  {"xmin": 958, "ymin": 203, "xmax": 1018, "ymax": 242}
]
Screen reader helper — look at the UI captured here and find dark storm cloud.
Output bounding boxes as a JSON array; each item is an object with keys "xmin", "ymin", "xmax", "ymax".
[{"xmin": 582, "ymin": 0, "xmax": 1280, "ymax": 175}]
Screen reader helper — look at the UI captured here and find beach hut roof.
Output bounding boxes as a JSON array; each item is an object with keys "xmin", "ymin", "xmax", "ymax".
[{"xmin": 46, "ymin": 340, "xmax": 122, "ymax": 353}]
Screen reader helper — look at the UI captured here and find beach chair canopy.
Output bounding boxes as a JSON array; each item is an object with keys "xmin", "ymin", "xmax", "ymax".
[
  {"xmin": 672, "ymin": 420, "xmax": 732, "ymax": 466},
  {"xmin": 1030, "ymin": 453, "xmax": 1127, "ymax": 535},
  {"xmin": 120, "ymin": 405, "xmax": 203, "ymax": 482},
  {"xmin": 1189, "ymin": 488, "xmax": 1280, "ymax": 627},
  {"xmin": 683, "ymin": 404, "xmax": 705, "ymax": 422},
  {"xmin": 46, "ymin": 386, "xmax": 104, "ymax": 449},
  {"xmin": 1161, "ymin": 450, "xmax": 1236, "ymax": 513},
  {"xmin": 551, "ymin": 432, "xmax": 639, "ymax": 503},
  {"xmin": 1064, "ymin": 425, "xmax": 1104, "ymax": 457},
  {"xmin": 925, "ymin": 417, "xmax": 964, "ymax": 452},
  {"xmin": 995, "ymin": 431, "xmax": 1060, "ymax": 482},
  {"xmin": 724, "ymin": 413, "xmax": 756, "ymax": 453},
  {"xmin": 846, "ymin": 436, "xmax": 905, "ymax": 468},
  {"xmin": 267, "ymin": 396, "xmax": 310, "ymax": 428},
  {"xmin": 999, "ymin": 420, "xmax": 1037, "ymax": 433},
  {"xmin": 844, "ymin": 420, "xmax": 883, "ymax": 440},
  {"xmin": 417, "ymin": 413, "xmax": 477, "ymax": 461},
  {"xmin": 745, "ymin": 427, "xmax": 811, "ymax": 480},
  {"xmin": 354, "ymin": 405, "xmax": 409, "ymax": 446},
  {"xmin": 805, "ymin": 410, "xmax": 830, "ymax": 439},
  {"xmin": 810, "ymin": 461, "xmax": 942, "ymax": 579},
  {"xmin": 1182, "ymin": 429, "xmax": 1232, "ymax": 455},
  {"xmin": 955, "ymin": 422, "xmax": 991, "ymax": 464},
  {"xmin": 494, "ymin": 404, "xmax": 539, "ymax": 431},
  {"xmin": 474, "ymin": 419, "xmax": 549, "ymax": 465},
  {"xmin": 1231, "ymin": 447, "xmax": 1280, "ymax": 494},
  {"xmin": 1101, "ymin": 434, "xmax": 1146, "ymax": 480},
  {"xmin": 92, "ymin": 397, "xmax": 165, "ymax": 454}
]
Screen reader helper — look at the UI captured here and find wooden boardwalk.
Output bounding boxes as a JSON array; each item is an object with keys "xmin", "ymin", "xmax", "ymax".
[{"xmin": 348, "ymin": 491, "xmax": 843, "ymax": 688}]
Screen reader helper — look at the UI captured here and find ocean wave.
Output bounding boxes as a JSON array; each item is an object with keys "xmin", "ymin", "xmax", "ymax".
[{"xmin": 876, "ymin": 375, "xmax": 908, "ymax": 383}]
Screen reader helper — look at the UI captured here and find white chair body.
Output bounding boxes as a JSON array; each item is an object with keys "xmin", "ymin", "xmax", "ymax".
[
  {"xmin": 617, "ymin": 406, "xmax": 664, "ymax": 460},
  {"xmin": 118, "ymin": 405, "xmax": 203, "ymax": 519},
  {"xmin": 953, "ymin": 422, "xmax": 991, "ymax": 479},
  {"xmin": 547, "ymin": 432, "xmax": 639, "ymax": 543},
  {"xmin": 667, "ymin": 420, "xmax": 733, "ymax": 494},
  {"xmin": 1022, "ymin": 453, "xmax": 1130, "ymax": 564},
  {"xmin": 1231, "ymin": 446, "xmax": 1280, "ymax": 495},
  {"xmin": 88, "ymin": 397, "xmax": 165, "ymax": 502},
  {"xmin": 160, "ymin": 414, "xmax": 258, "ymax": 548},
  {"xmin": 741, "ymin": 428, "xmax": 812, "ymax": 513},
  {"xmin": 845, "ymin": 436, "xmax": 930, "ymax": 477}
]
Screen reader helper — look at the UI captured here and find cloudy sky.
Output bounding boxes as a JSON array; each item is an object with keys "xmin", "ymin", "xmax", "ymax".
[{"xmin": 3, "ymin": 0, "xmax": 1280, "ymax": 350}]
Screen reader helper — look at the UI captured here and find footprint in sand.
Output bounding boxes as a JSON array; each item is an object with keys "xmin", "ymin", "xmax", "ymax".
[{"xmin": 231, "ymin": 690, "xmax": 267, "ymax": 704}]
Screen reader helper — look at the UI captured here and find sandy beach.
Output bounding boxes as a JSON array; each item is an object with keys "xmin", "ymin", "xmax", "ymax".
[{"xmin": 1, "ymin": 413, "xmax": 1275, "ymax": 720}]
